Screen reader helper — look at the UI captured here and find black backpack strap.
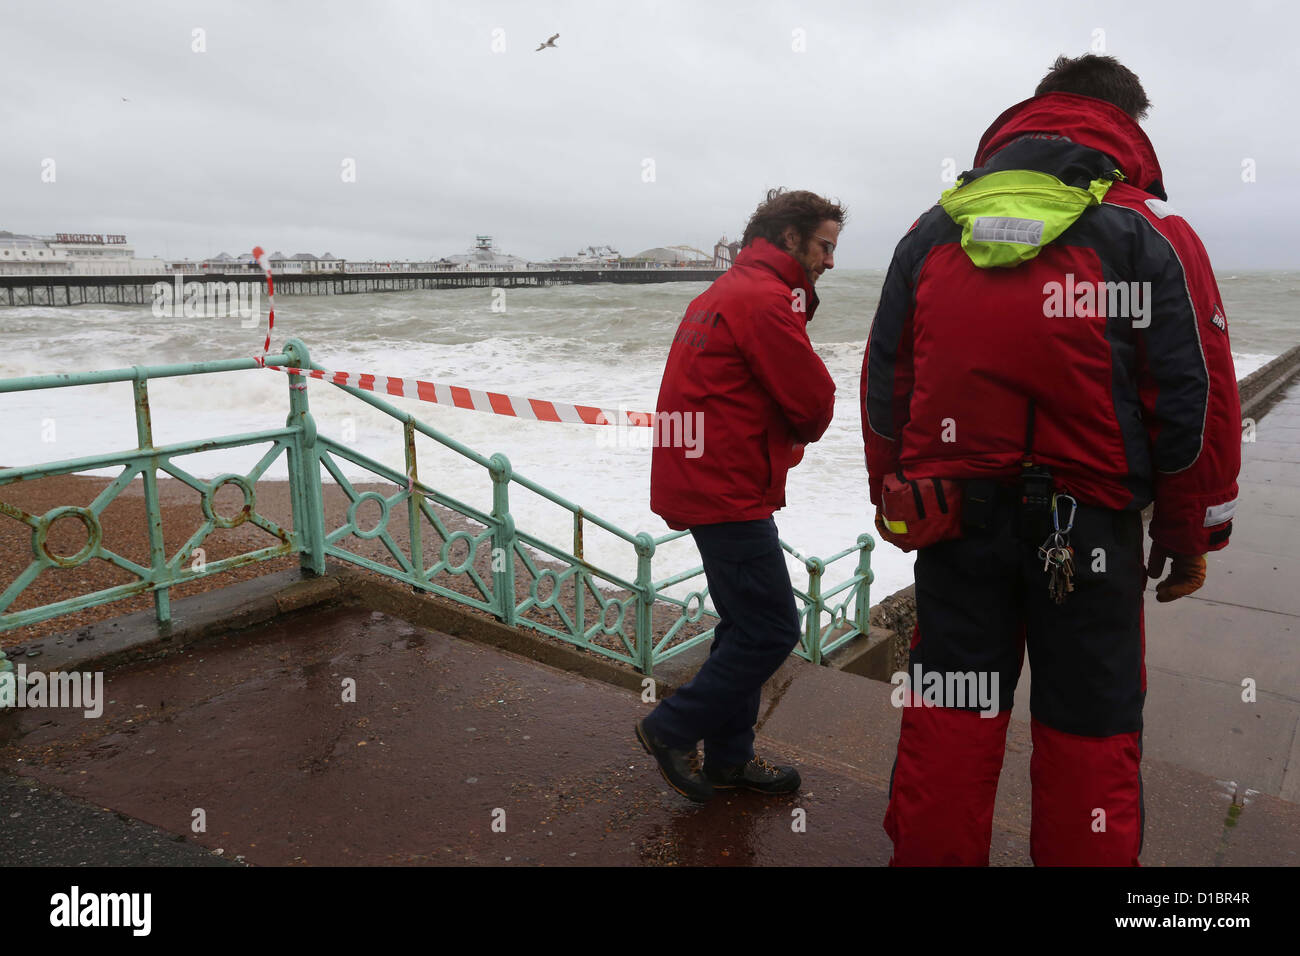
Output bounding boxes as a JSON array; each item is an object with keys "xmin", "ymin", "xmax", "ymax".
[{"xmin": 1023, "ymin": 397, "xmax": 1036, "ymax": 463}]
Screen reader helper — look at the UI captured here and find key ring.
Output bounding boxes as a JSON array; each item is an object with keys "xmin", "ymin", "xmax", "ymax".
[{"xmin": 1051, "ymin": 494, "xmax": 1077, "ymax": 535}]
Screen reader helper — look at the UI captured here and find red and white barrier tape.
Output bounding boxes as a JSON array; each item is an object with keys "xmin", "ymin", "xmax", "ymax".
[
  {"xmin": 249, "ymin": 243, "xmax": 652, "ymax": 427},
  {"xmin": 267, "ymin": 363, "xmax": 654, "ymax": 427},
  {"xmin": 251, "ymin": 246, "xmax": 277, "ymax": 368}
]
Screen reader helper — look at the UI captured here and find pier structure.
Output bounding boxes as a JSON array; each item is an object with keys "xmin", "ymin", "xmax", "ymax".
[{"xmin": 0, "ymin": 268, "xmax": 724, "ymax": 308}]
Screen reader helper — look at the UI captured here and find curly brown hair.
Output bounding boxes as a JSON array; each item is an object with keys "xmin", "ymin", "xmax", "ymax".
[
  {"xmin": 1034, "ymin": 54, "xmax": 1151, "ymax": 120},
  {"xmin": 740, "ymin": 188, "xmax": 847, "ymax": 250}
]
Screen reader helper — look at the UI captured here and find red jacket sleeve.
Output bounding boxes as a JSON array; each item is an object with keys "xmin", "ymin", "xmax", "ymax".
[
  {"xmin": 737, "ymin": 296, "xmax": 836, "ymax": 444},
  {"xmin": 1135, "ymin": 211, "xmax": 1240, "ymax": 555}
]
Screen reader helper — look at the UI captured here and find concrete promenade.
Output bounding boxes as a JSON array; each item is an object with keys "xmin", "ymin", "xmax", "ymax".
[
  {"xmin": 2, "ymin": 596, "xmax": 1296, "ymax": 866},
  {"xmin": 1139, "ymin": 376, "xmax": 1300, "ymax": 803}
]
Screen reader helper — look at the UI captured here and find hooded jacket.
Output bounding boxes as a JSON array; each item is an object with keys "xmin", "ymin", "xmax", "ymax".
[
  {"xmin": 862, "ymin": 92, "xmax": 1240, "ymax": 556},
  {"xmin": 651, "ymin": 237, "xmax": 836, "ymax": 530}
]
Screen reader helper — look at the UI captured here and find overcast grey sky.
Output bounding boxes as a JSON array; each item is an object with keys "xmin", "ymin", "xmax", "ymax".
[{"xmin": 3, "ymin": 0, "xmax": 1296, "ymax": 268}]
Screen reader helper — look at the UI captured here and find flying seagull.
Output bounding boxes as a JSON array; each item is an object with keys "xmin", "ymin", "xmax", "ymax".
[{"xmin": 535, "ymin": 33, "xmax": 559, "ymax": 51}]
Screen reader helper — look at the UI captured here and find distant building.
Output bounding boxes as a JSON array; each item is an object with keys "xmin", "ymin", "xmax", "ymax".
[
  {"xmin": 544, "ymin": 244, "xmax": 621, "ymax": 270},
  {"xmin": 165, "ymin": 250, "xmax": 348, "ymax": 275},
  {"xmin": 0, "ymin": 230, "xmax": 166, "ymax": 275},
  {"xmin": 283, "ymin": 252, "xmax": 341, "ymax": 273},
  {"xmin": 622, "ymin": 245, "xmax": 713, "ymax": 269},
  {"xmin": 270, "ymin": 252, "xmax": 310, "ymax": 274},
  {"xmin": 0, "ymin": 231, "xmax": 67, "ymax": 274},
  {"xmin": 177, "ymin": 251, "xmax": 256, "ymax": 273},
  {"xmin": 435, "ymin": 236, "xmax": 529, "ymax": 271},
  {"xmin": 342, "ymin": 260, "xmax": 438, "ymax": 273}
]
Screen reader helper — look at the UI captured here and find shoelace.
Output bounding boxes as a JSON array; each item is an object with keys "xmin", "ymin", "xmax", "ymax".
[
  {"xmin": 687, "ymin": 750, "xmax": 704, "ymax": 774},
  {"xmin": 751, "ymin": 757, "xmax": 780, "ymax": 776}
]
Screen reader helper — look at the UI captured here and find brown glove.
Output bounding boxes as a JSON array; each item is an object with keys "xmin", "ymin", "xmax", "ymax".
[{"xmin": 1146, "ymin": 544, "xmax": 1207, "ymax": 602}]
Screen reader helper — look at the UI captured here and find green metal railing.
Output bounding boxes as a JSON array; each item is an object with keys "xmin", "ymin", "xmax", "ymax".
[{"xmin": 0, "ymin": 338, "xmax": 874, "ymax": 685}]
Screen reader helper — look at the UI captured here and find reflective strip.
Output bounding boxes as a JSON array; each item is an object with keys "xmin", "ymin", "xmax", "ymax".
[
  {"xmin": 884, "ymin": 517, "xmax": 909, "ymax": 534},
  {"xmin": 1204, "ymin": 498, "xmax": 1237, "ymax": 527},
  {"xmin": 1145, "ymin": 198, "xmax": 1180, "ymax": 219},
  {"xmin": 971, "ymin": 216, "xmax": 1044, "ymax": 246}
]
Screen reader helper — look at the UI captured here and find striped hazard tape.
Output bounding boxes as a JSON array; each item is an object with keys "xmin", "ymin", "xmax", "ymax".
[
  {"xmin": 265, "ymin": 363, "xmax": 654, "ymax": 427},
  {"xmin": 249, "ymin": 243, "xmax": 653, "ymax": 427},
  {"xmin": 251, "ymin": 246, "xmax": 277, "ymax": 362}
]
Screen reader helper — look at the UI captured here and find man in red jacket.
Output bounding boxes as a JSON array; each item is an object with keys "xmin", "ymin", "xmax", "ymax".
[
  {"xmin": 636, "ymin": 188, "xmax": 842, "ymax": 801},
  {"xmin": 862, "ymin": 55, "xmax": 1240, "ymax": 864}
]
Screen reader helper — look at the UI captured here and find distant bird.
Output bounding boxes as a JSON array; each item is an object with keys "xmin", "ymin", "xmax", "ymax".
[
  {"xmin": 535, "ymin": 33, "xmax": 559, "ymax": 51},
  {"xmin": 121, "ymin": 96, "xmax": 130, "ymax": 102}
]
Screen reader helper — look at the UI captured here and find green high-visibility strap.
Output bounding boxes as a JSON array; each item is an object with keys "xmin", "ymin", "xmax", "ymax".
[{"xmin": 940, "ymin": 169, "xmax": 1115, "ymax": 268}]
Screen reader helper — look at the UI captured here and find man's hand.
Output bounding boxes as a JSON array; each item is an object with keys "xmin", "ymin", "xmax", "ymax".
[{"xmin": 1146, "ymin": 544, "xmax": 1207, "ymax": 602}]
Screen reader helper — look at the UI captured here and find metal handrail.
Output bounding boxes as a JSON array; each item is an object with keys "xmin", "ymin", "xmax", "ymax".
[{"xmin": 0, "ymin": 337, "xmax": 874, "ymax": 685}]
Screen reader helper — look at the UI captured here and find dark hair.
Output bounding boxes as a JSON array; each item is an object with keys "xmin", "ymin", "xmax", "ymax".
[
  {"xmin": 740, "ymin": 188, "xmax": 846, "ymax": 249},
  {"xmin": 1034, "ymin": 54, "xmax": 1151, "ymax": 120}
]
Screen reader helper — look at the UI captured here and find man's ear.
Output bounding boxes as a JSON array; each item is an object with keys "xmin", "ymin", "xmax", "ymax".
[{"xmin": 781, "ymin": 226, "xmax": 799, "ymax": 253}]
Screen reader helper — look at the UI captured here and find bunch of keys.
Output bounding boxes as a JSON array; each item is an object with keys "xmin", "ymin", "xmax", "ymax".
[{"xmin": 1037, "ymin": 493, "xmax": 1077, "ymax": 604}]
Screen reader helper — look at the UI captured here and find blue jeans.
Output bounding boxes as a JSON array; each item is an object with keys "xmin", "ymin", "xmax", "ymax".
[{"xmin": 642, "ymin": 518, "xmax": 802, "ymax": 767}]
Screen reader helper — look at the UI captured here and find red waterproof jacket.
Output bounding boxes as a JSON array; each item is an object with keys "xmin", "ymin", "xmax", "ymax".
[
  {"xmin": 651, "ymin": 238, "xmax": 836, "ymax": 529},
  {"xmin": 862, "ymin": 92, "xmax": 1240, "ymax": 556}
]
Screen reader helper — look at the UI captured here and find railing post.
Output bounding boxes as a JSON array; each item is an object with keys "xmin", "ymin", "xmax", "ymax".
[
  {"xmin": 489, "ymin": 453, "xmax": 516, "ymax": 627},
  {"xmin": 0, "ymin": 651, "xmax": 14, "ymax": 711},
  {"xmin": 854, "ymin": 532, "xmax": 875, "ymax": 635},
  {"xmin": 283, "ymin": 338, "xmax": 326, "ymax": 575},
  {"xmin": 573, "ymin": 510, "xmax": 585, "ymax": 636},
  {"xmin": 132, "ymin": 370, "xmax": 170, "ymax": 628},
  {"xmin": 404, "ymin": 420, "xmax": 429, "ymax": 590},
  {"xmin": 805, "ymin": 556, "xmax": 825, "ymax": 666},
  {"xmin": 634, "ymin": 532, "xmax": 656, "ymax": 675}
]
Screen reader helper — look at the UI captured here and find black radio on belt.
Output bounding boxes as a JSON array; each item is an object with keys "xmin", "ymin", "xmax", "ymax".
[{"xmin": 1017, "ymin": 463, "xmax": 1054, "ymax": 541}]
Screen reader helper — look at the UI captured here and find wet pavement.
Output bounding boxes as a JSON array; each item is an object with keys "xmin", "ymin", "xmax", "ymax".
[
  {"xmin": 0, "ymin": 771, "xmax": 236, "ymax": 866},
  {"xmin": 0, "ymin": 604, "xmax": 896, "ymax": 866},
  {"xmin": 4, "ymin": 595, "xmax": 1296, "ymax": 865}
]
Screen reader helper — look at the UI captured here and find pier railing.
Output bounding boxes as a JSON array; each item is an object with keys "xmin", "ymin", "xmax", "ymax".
[
  {"xmin": 0, "ymin": 268, "xmax": 725, "ymax": 307},
  {"xmin": 0, "ymin": 338, "xmax": 874, "ymax": 685}
]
